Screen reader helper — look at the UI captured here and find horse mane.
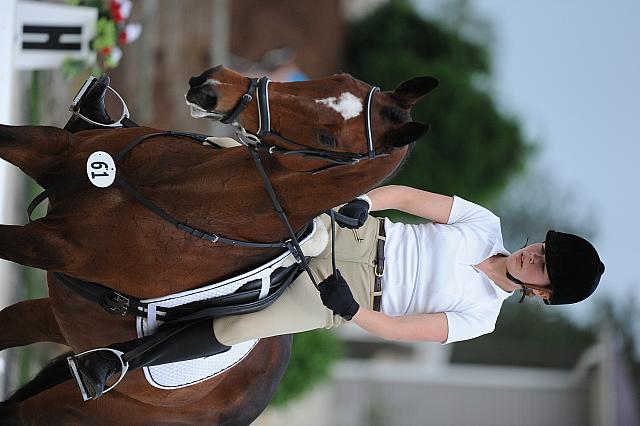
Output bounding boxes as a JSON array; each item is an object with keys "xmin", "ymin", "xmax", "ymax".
[{"xmin": 6, "ymin": 352, "xmax": 72, "ymax": 403}]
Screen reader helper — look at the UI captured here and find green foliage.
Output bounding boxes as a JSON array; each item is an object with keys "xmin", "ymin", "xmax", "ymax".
[
  {"xmin": 61, "ymin": 59, "xmax": 101, "ymax": 80},
  {"xmin": 270, "ymin": 330, "xmax": 343, "ymax": 407},
  {"xmin": 345, "ymin": 0, "xmax": 532, "ymax": 204},
  {"xmin": 92, "ymin": 17, "xmax": 118, "ymax": 51}
]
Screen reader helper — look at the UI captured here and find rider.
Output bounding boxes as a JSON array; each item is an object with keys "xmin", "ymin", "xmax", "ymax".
[{"xmin": 60, "ymin": 79, "xmax": 605, "ymax": 400}]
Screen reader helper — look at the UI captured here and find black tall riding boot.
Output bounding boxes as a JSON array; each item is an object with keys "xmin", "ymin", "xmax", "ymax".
[
  {"xmin": 67, "ymin": 320, "xmax": 230, "ymax": 401},
  {"xmin": 64, "ymin": 75, "xmax": 114, "ymax": 133}
]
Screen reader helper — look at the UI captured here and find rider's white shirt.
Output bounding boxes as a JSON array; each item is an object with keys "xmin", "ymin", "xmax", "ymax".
[{"xmin": 381, "ymin": 196, "xmax": 513, "ymax": 343}]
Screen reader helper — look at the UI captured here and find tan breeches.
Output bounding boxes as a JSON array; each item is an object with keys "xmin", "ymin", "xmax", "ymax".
[{"xmin": 213, "ymin": 215, "xmax": 382, "ymax": 346}]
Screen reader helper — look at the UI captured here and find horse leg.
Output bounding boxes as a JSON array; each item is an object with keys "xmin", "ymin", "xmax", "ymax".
[
  {"xmin": 0, "ymin": 221, "xmax": 72, "ymax": 271},
  {"xmin": 2, "ymin": 362, "xmax": 203, "ymax": 426},
  {"xmin": 0, "ymin": 298, "xmax": 66, "ymax": 351},
  {"xmin": 0, "ymin": 124, "xmax": 73, "ymax": 186}
]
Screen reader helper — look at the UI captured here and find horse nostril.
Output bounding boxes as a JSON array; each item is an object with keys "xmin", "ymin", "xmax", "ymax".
[{"xmin": 186, "ymin": 87, "xmax": 218, "ymax": 110}]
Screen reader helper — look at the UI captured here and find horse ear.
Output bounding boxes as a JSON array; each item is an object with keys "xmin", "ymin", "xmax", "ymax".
[
  {"xmin": 390, "ymin": 76, "xmax": 439, "ymax": 107},
  {"xmin": 384, "ymin": 122, "xmax": 431, "ymax": 147}
]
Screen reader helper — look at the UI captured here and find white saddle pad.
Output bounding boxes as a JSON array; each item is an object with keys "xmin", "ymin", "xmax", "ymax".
[{"xmin": 135, "ymin": 216, "xmax": 328, "ymax": 389}]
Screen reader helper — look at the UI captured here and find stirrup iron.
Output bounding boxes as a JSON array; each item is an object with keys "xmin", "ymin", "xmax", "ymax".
[
  {"xmin": 67, "ymin": 348, "xmax": 129, "ymax": 401},
  {"xmin": 69, "ymin": 75, "xmax": 131, "ymax": 128}
]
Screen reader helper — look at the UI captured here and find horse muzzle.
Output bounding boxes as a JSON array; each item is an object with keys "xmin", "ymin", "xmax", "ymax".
[{"xmin": 185, "ymin": 86, "xmax": 218, "ymax": 111}]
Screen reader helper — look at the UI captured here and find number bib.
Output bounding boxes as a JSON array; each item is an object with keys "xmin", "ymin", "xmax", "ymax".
[{"xmin": 86, "ymin": 151, "xmax": 117, "ymax": 188}]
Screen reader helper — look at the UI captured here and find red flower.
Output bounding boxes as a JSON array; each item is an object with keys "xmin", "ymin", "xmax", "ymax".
[
  {"xmin": 109, "ymin": 0, "xmax": 124, "ymax": 23},
  {"xmin": 109, "ymin": 0, "xmax": 132, "ymax": 24}
]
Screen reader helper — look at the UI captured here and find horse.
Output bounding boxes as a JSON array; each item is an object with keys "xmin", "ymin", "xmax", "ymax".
[{"xmin": 0, "ymin": 65, "xmax": 437, "ymax": 425}]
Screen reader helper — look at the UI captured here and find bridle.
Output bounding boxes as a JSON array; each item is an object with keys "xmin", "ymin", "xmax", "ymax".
[
  {"xmin": 215, "ymin": 77, "xmax": 387, "ymax": 170},
  {"xmin": 201, "ymin": 76, "xmax": 387, "ymax": 287}
]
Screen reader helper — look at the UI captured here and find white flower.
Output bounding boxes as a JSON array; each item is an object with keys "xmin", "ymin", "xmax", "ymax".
[
  {"xmin": 109, "ymin": 46, "xmax": 123, "ymax": 65},
  {"xmin": 118, "ymin": 0, "xmax": 132, "ymax": 20},
  {"xmin": 123, "ymin": 23, "xmax": 142, "ymax": 43}
]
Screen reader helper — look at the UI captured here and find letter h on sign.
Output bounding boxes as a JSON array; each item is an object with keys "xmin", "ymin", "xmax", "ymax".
[{"xmin": 22, "ymin": 25, "xmax": 82, "ymax": 51}]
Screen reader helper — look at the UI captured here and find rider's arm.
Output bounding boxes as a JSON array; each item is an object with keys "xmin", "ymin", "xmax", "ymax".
[
  {"xmin": 367, "ymin": 185, "xmax": 453, "ymax": 224},
  {"xmin": 351, "ymin": 308, "xmax": 449, "ymax": 343}
]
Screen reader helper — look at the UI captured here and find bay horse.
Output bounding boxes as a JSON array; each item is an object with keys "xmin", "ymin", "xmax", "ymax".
[{"xmin": 0, "ymin": 66, "xmax": 436, "ymax": 425}]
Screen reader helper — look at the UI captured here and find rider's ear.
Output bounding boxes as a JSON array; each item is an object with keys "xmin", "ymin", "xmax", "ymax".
[
  {"xmin": 389, "ymin": 76, "xmax": 439, "ymax": 107},
  {"xmin": 384, "ymin": 122, "xmax": 431, "ymax": 148}
]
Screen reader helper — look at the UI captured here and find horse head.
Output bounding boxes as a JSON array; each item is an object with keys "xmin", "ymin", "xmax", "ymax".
[{"xmin": 185, "ymin": 66, "xmax": 438, "ymax": 173}]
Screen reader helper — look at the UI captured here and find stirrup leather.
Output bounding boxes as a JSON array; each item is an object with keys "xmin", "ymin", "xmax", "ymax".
[{"xmin": 67, "ymin": 348, "xmax": 129, "ymax": 401}]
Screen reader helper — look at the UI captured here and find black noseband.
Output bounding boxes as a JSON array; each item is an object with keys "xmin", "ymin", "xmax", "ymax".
[{"xmin": 220, "ymin": 78, "xmax": 260, "ymax": 125}]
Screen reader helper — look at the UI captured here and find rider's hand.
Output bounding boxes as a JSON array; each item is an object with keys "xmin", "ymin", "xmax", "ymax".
[
  {"xmin": 319, "ymin": 270, "xmax": 359, "ymax": 320},
  {"xmin": 336, "ymin": 195, "xmax": 370, "ymax": 229}
]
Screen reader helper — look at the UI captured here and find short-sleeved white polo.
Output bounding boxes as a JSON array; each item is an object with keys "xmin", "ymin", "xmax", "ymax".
[{"xmin": 380, "ymin": 196, "xmax": 513, "ymax": 343}]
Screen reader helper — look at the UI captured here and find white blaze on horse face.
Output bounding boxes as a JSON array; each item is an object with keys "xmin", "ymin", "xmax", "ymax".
[{"xmin": 315, "ymin": 92, "xmax": 363, "ymax": 120}]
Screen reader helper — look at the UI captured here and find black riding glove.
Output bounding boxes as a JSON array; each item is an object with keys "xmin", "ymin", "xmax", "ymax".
[
  {"xmin": 319, "ymin": 270, "xmax": 360, "ymax": 320},
  {"xmin": 336, "ymin": 196, "xmax": 370, "ymax": 229}
]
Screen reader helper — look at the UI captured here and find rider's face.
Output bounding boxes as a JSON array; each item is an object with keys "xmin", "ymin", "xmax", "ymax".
[{"xmin": 507, "ymin": 243, "xmax": 551, "ymax": 286}]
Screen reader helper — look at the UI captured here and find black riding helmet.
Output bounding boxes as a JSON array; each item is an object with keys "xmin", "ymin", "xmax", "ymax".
[{"xmin": 544, "ymin": 230, "xmax": 605, "ymax": 305}]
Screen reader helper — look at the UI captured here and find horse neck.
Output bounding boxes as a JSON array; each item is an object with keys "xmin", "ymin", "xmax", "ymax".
[
  {"xmin": 262, "ymin": 148, "xmax": 408, "ymax": 229},
  {"xmin": 135, "ymin": 145, "xmax": 406, "ymax": 244}
]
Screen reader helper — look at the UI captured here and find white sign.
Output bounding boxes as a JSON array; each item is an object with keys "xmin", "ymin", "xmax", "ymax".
[{"xmin": 14, "ymin": 1, "xmax": 98, "ymax": 70}]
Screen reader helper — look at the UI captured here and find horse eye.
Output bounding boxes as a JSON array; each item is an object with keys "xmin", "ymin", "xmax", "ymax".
[{"xmin": 317, "ymin": 132, "xmax": 336, "ymax": 148}]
